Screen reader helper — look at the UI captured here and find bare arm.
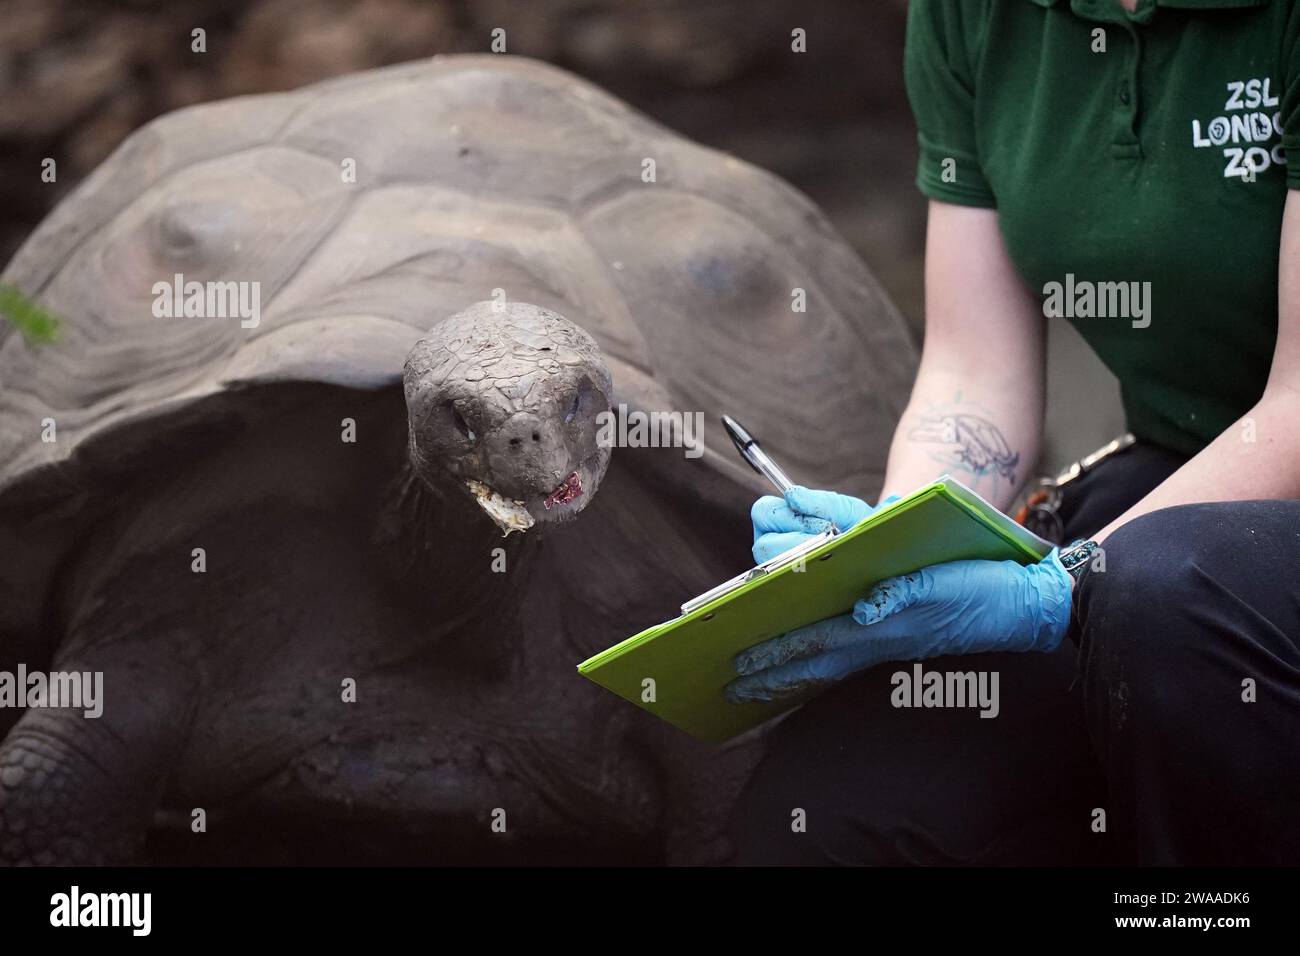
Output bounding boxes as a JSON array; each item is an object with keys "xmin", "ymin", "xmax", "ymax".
[
  {"xmin": 881, "ymin": 200, "xmax": 1045, "ymax": 511},
  {"xmin": 1092, "ymin": 191, "xmax": 1300, "ymax": 544}
]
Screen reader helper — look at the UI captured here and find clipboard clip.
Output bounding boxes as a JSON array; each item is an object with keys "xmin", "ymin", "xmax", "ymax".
[{"xmin": 680, "ymin": 527, "xmax": 837, "ymax": 616}]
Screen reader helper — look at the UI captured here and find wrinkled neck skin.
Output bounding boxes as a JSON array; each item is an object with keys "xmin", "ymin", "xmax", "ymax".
[{"xmin": 374, "ymin": 459, "xmax": 537, "ymax": 627}]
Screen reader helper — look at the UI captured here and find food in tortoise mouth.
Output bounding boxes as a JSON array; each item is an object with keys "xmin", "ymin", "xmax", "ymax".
[
  {"xmin": 544, "ymin": 471, "xmax": 583, "ymax": 509},
  {"xmin": 466, "ymin": 479, "xmax": 535, "ymax": 534}
]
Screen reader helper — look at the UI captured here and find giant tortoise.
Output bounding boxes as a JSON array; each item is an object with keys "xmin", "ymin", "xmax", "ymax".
[{"xmin": 0, "ymin": 55, "xmax": 915, "ymax": 864}]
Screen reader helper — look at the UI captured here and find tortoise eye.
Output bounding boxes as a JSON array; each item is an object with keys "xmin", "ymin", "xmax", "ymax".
[
  {"xmin": 448, "ymin": 402, "xmax": 474, "ymax": 441},
  {"xmin": 565, "ymin": 379, "xmax": 593, "ymax": 424}
]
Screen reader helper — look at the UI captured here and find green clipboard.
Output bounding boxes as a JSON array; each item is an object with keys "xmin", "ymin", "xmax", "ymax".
[{"xmin": 576, "ymin": 476, "xmax": 1052, "ymax": 742}]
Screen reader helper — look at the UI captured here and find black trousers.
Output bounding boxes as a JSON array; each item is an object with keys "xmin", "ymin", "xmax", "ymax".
[{"xmin": 730, "ymin": 443, "xmax": 1300, "ymax": 865}]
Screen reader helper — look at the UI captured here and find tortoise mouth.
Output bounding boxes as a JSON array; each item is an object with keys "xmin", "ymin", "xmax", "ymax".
[
  {"xmin": 524, "ymin": 450, "xmax": 601, "ymax": 522},
  {"xmin": 467, "ymin": 451, "xmax": 602, "ymax": 534}
]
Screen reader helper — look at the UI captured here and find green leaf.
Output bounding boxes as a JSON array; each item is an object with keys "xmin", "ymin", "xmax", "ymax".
[{"xmin": 0, "ymin": 283, "xmax": 61, "ymax": 345}]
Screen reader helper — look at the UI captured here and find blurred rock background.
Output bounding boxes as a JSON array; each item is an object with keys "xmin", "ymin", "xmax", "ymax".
[{"xmin": 0, "ymin": 0, "xmax": 1121, "ymax": 470}]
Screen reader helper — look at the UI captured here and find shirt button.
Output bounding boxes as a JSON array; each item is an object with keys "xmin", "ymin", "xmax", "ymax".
[{"xmin": 1119, "ymin": 80, "xmax": 1131, "ymax": 104}]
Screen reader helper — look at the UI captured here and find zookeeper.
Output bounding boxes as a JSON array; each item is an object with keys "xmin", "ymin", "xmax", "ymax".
[{"xmin": 729, "ymin": 0, "xmax": 1300, "ymax": 865}]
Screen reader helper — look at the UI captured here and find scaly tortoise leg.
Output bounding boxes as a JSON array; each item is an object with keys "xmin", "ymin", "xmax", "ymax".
[{"xmin": 0, "ymin": 648, "xmax": 196, "ymax": 866}]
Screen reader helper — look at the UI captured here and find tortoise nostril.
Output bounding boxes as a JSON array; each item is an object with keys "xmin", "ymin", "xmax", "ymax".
[
  {"xmin": 531, "ymin": 432, "xmax": 541, "ymax": 442},
  {"xmin": 509, "ymin": 437, "xmax": 522, "ymax": 447}
]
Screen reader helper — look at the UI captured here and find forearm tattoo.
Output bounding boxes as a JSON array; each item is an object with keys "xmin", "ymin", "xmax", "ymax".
[{"xmin": 908, "ymin": 399, "xmax": 1020, "ymax": 487}]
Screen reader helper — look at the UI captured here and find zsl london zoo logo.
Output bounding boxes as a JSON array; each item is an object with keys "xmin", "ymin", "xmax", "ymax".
[{"xmin": 1192, "ymin": 77, "xmax": 1286, "ymax": 181}]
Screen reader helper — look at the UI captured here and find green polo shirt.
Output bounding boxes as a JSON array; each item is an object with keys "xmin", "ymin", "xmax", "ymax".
[{"xmin": 905, "ymin": 0, "xmax": 1300, "ymax": 456}]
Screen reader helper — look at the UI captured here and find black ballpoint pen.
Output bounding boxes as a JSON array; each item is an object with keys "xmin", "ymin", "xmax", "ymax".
[{"xmin": 721, "ymin": 414, "xmax": 796, "ymax": 494}]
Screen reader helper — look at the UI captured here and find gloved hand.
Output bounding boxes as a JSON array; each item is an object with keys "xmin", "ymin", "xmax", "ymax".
[
  {"xmin": 751, "ymin": 486, "xmax": 898, "ymax": 563},
  {"xmin": 725, "ymin": 550, "xmax": 1073, "ymax": 703}
]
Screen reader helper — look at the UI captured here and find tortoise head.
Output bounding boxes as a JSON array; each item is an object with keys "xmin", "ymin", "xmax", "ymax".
[{"xmin": 402, "ymin": 301, "xmax": 613, "ymax": 532}]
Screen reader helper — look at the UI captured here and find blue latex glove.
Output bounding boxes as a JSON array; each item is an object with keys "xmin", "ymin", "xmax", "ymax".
[
  {"xmin": 726, "ymin": 551, "xmax": 1073, "ymax": 703},
  {"xmin": 751, "ymin": 486, "xmax": 899, "ymax": 564}
]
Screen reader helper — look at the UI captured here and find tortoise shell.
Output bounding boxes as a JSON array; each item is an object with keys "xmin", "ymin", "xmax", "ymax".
[{"xmin": 0, "ymin": 54, "xmax": 916, "ymax": 506}]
